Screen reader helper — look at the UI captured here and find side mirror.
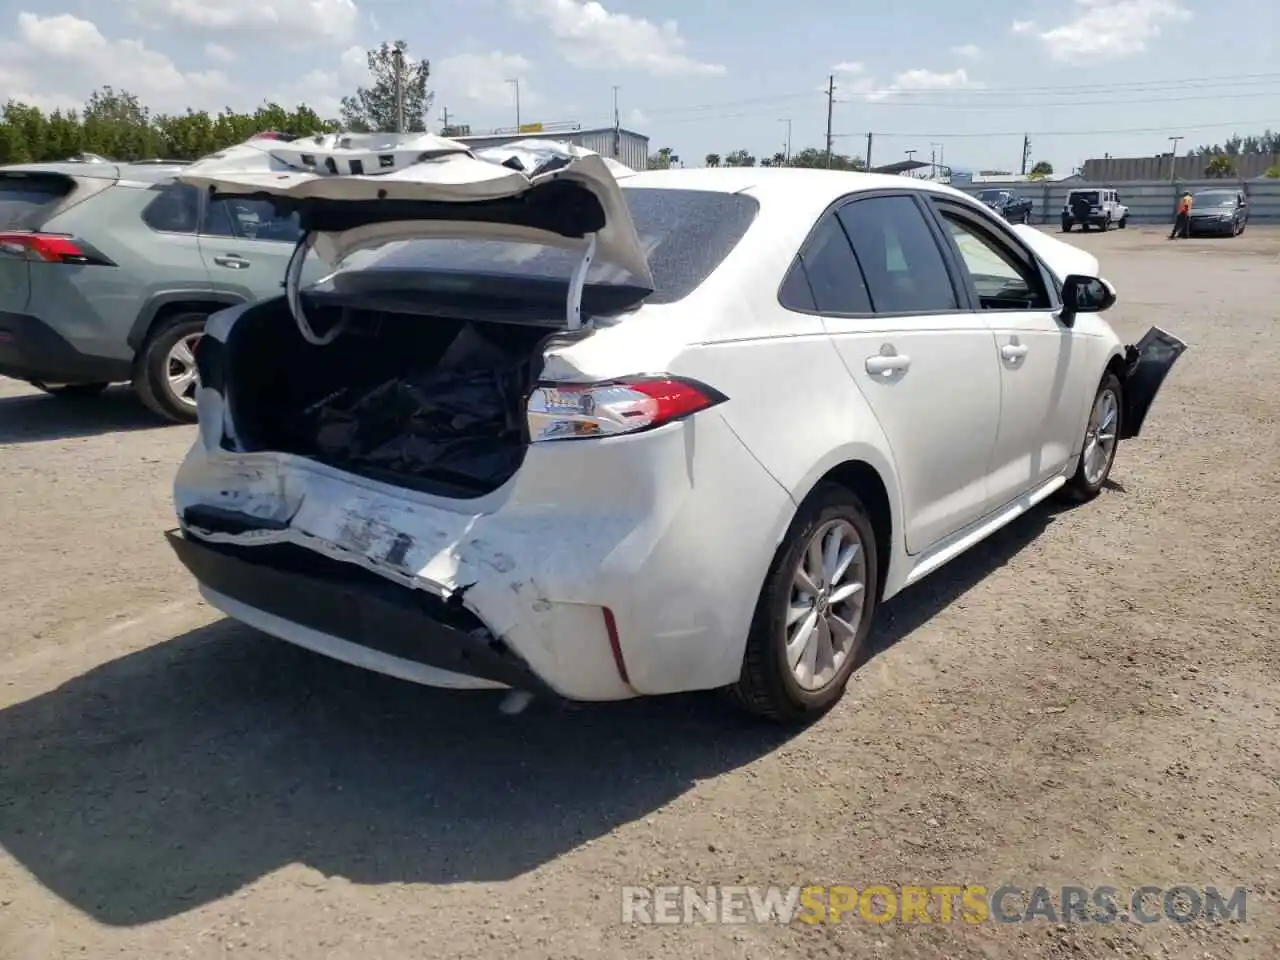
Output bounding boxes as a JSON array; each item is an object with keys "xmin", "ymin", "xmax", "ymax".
[{"xmin": 1058, "ymin": 274, "xmax": 1117, "ymax": 327}]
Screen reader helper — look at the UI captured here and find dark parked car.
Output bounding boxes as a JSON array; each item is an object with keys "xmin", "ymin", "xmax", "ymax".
[
  {"xmin": 1188, "ymin": 189, "xmax": 1249, "ymax": 237},
  {"xmin": 976, "ymin": 189, "xmax": 1034, "ymax": 224}
]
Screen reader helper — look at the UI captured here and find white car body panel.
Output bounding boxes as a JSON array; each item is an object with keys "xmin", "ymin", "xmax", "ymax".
[{"xmin": 170, "ymin": 156, "xmax": 1183, "ymax": 706}]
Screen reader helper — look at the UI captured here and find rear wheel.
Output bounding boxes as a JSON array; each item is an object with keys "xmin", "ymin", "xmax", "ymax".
[
  {"xmin": 732, "ymin": 483, "xmax": 880, "ymax": 723},
  {"xmin": 132, "ymin": 313, "xmax": 206, "ymax": 423},
  {"xmin": 1061, "ymin": 218, "xmax": 1072, "ymax": 233},
  {"xmin": 1059, "ymin": 372, "xmax": 1122, "ymax": 504},
  {"xmin": 1119, "ymin": 215, "xmax": 1128, "ymax": 229},
  {"xmin": 30, "ymin": 381, "xmax": 110, "ymax": 399}
]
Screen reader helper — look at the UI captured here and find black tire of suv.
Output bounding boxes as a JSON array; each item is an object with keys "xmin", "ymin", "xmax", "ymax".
[
  {"xmin": 1061, "ymin": 218, "xmax": 1072, "ymax": 232},
  {"xmin": 132, "ymin": 312, "xmax": 206, "ymax": 424},
  {"xmin": 1119, "ymin": 216, "xmax": 1128, "ymax": 229},
  {"xmin": 30, "ymin": 381, "xmax": 110, "ymax": 399},
  {"xmin": 730, "ymin": 482, "xmax": 880, "ymax": 724}
]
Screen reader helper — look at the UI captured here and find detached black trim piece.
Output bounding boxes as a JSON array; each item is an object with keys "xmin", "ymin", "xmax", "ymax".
[
  {"xmin": 1121, "ymin": 326, "xmax": 1188, "ymax": 439},
  {"xmin": 212, "ymin": 177, "xmax": 607, "ymax": 240},
  {"xmin": 166, "ymin": 529, "xmax": 553, "ymax": 695}
]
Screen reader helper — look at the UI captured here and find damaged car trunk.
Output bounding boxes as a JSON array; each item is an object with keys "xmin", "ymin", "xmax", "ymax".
[{"xmin": 220, "ymin": 294, "xmax": 580, "ymax": 498}]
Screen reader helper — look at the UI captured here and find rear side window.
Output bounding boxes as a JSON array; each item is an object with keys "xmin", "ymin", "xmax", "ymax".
[
  {"xmin": 317, "ymin": 187, "xmax": 760, "ymax": 306},
  {"xmin": 782, "ymin": 214, "xmax": 872, "ymax": 313},
  {"xmin": 837, "ymin": 196, "xmax": 957, "ymax": 313},
  {"xmin": 142, "ymin": 183, "xmax": 200, "ymax": 234},
  {"xmin": 0, "ymin": 174, "xmax": 74, "ymax": 230}
]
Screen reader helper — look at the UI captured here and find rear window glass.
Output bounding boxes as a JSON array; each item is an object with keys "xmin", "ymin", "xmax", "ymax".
[
  {"xmin": 0, "ymin": 175, "xmax": 74, "ymax": 229},
  {"xmin": 315, "ymin": 187, "xmax": 760, "ymax": 306},
  {"xmin": 1070, "ymin": 191, "xmax": 1100, "ymax": 204}
]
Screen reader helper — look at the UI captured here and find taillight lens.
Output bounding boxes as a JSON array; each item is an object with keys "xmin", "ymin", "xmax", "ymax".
[
  {"xmin": 526, "ymin": 375, "xmax": 727, "ymax": 442},
  {"xmin": 0, "ymin": 233, "xmax": 111, "ymax": 265}
]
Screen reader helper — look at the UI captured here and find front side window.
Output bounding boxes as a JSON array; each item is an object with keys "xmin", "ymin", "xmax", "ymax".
[
  {"xmin": 935, "ymin": 205, "xmax": 1049, "ymax": 310},
  {"xmin": 836, "ymin": 195, "xmax": 957, "ymax": 314}
]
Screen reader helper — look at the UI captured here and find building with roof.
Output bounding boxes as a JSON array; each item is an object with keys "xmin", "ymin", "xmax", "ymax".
[{"xmin": 450, "ymin": 124, "xmax": 650, "ymax": 173}]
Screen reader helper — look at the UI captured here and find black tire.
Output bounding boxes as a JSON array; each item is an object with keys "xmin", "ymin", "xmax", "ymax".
[
  {"xmin": 132, "ymin": 312, "xmax": 207, "ymax": 423},
  {"xmin": 731, "ymin": 483, "xmax": 880, "ymax": 724},
  {"xmin": 29, "ymin": 381, "xmax": 110, "ymax": 399},
  {"xmin": 1119, "ymin": 216, "xmax": 1128, "ymax": 229},
  {"xmin": 1058, "ymin": 372, "xmax": 1122, "ymax": 504},
  {"xmin": 1061, "ymin": 219, "xmax": 1072, "ymax": 233}
]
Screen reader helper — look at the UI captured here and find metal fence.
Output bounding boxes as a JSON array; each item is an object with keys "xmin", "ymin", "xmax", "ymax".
[{"xmin": 955, "ymin": 178, "xmax": 1280, "ymax": 226}]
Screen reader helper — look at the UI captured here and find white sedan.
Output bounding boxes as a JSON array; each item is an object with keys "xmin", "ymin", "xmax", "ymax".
[{"xmin": 168, "ymin": 134, "xmax": 1186, "ymax": 723}]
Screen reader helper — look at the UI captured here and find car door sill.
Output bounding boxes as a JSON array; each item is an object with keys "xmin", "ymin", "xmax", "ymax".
[{"xmin": 903, "ymin": 473, "xmax": 1067, "ymax": 588}]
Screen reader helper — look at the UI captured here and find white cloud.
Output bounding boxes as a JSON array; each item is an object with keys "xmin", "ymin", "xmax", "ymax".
[
  {"xmin": 832, "ymin": 61, "xmax": 864, "ymax": 74},
  {"xmin": 436, "ymin": 52, "xmax": 538, "ymax": 109},
  {"xmin": 951, "ymin": 43, "xmax": 981, "ymax": 60},
  {"xmin": 123, "ymin": 0, "xmax": 361, "ymax": 46},
  {"xmin": 626, "ymin": 107, "xmax": 648, "ymax": 126},
  {"xmin": 510, "ymin": 0, "xmax": 725, "ymax": 77},
  {"xmin": 849, "ymin": 67, "xmax": 983, "ymax": 102},
  {"xmin": 204, "ymin": 42, "xmax": 235, "ymax": 64},
  {"xmin": 0, "ymin": 13, "xmax": 229, "ymax": 112},
  {"xmin": 1012, "ymin": 0, "xmax": 1190, "ymax": 61}
]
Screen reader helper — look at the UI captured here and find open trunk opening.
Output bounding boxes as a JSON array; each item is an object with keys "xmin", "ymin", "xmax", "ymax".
[{"xmin": 222, "ymin": 297, "xmax": 557, "ymax": 498}]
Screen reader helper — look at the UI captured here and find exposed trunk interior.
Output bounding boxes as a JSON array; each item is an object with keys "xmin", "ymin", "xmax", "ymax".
[{"xmin": 222, "ymin": 297, "xmax": 556, "ymax": 498}]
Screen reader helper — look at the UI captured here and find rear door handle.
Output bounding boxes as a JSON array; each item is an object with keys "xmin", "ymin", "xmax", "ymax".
[
  {"xmin": 865, "ymin": 354, "xmax": 911, "ymax": 375},
  {"xmin": 213, "ymin": 254, "xmax": 250, "ymax": 269},
  {"xmin": 1001, "ymin": 343, "xmax": 1028, "ymax": 361}
]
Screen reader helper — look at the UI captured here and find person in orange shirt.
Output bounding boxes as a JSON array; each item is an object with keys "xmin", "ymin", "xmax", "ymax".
[{"xmin": 1169, "ymin": 192, "xmax": 1193, "ymax": 239}]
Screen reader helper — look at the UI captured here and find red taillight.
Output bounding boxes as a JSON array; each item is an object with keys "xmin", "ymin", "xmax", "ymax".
[
  {"xmin": 526, "ymin": 375, "xmax": 727, "ymax": 442},
  {"xmin": 0, "ymin": 233, "xmax": 107, "ymax": 265}
]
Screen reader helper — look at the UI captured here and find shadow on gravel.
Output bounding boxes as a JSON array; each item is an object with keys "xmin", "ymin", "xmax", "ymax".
[
  {"xmin": 0, "ymin": 507, "xmax": 1059, "ymax": 926},
  {"xmin": 0, "ymin": 386, "xmax": 164, "ymax": 444}
]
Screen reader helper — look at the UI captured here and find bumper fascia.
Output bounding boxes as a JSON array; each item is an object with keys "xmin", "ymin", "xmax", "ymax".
[
  {"xmin": 0, "ymin": 311, "xmax": 133, "ymax": 384},
  {"xmin": 165, "ymin": 528, "xmax": 558, "ymax": 696}
]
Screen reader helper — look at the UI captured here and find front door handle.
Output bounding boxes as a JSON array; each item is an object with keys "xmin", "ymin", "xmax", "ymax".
[
  {"xmin": 213, "ymin": 254, "xmax": 250, "ymax": 269},
  {"xmin": 865, "ymin": 353, "xmax": 911, "ymax": 375},
  {"xmin": 1001, "ymin": 343, "xmax": 1029, "ymax": 361}
]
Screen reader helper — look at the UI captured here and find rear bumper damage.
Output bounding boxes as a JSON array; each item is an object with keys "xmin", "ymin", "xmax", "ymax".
[{"xmin": 166, "ymin": 528, "xmax": 553, "ymax": 694}]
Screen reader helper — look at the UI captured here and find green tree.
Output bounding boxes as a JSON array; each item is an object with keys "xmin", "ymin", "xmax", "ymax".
[
  {"xmin": 1204, "ymin": 154, "xmax": 1236, "ymax": 178},
  {"xmin": 1265, "ymin": 164, "xmax": 1280, "ymax": 179},
  {"xmin": 704, "ymin": 152, "xmax": 720, "ymax": 168},
  {"xmin": 647, "ymin": 146, "xmax": 675, "ymax": 169},
  {"xmin": 788, "ymin": 147, "xmax": 863, "ymax": 170},
  {"xmin": 340, "ymin": 40, "xmax": 433, "ymax": 132},
  {"xmin": 1029, "ymin": 160, "xmax": 1053, "ymax": 178},
  {"xmin": 723, "ymin": 149, "xmax": 755, "ymax": 167}
]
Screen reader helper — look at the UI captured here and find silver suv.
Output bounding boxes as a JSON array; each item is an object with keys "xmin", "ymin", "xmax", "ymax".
[{"xmin": 0, "ymin": 156, "xmax": 323, "ymax": 421}]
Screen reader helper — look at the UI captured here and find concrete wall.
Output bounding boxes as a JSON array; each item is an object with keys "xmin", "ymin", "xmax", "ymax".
[
  {"xmin": 955, "ymin": 178, "xmax": 1280, "ymax": 225},
  {"xmin": 1084, "ymin": 154, "xmax": 1279, "ymax": 182}
]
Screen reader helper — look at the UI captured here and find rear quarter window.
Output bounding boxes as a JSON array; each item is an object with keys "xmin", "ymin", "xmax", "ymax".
[{"xmin": 0, "ymin": 174, "xmax": 75, "ymax": 229}]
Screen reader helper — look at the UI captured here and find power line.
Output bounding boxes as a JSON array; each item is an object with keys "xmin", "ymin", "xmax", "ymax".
[{"xmin": 829, "ymin": 118, "xmax": 1280, "ymax": 140}]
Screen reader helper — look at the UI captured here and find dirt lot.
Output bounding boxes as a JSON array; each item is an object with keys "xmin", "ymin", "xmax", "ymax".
[{"xmin": 2, "ymin": 224, "xmax": 1278, "ymax": 959}]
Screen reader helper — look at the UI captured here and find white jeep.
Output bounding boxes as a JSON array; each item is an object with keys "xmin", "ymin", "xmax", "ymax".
[{"xmin": 1062, "ymin": 188, "xmax": 1128, "ymax": 232}]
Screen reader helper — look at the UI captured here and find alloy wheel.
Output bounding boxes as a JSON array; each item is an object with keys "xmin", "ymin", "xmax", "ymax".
[
  {"xmin": 166, "ymin": 331, "xmax": 202, "ymax": 409},
  {"xmin": 785, "ymin": 519, "xmax": 869, "ymax": 691},
  {"xmin": 1082, "ymin": 387, "xmax": 1119, "ymax": 486}
]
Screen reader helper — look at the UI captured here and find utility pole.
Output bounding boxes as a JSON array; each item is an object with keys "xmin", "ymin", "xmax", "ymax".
[
  {"xmin": 612, "ymin": 85, "xmax": 621, "ymax": 158},
  {"xmin": 930, "ymin": 141, "xmax": 942, "ymax": 179},
  {"xmin": 824, "ymin": 74, "xmax": 835, "ymax": 168},
  {"xmin": 440, "ymin": 105, "xmax": 449, "ymax": 134},
  {"xmin": 1167, "ymin": 135, "xmax": 1183, "ymax": 182},
  {"xmin": 507, "ymin": 78, "xmax": 521, "ymax": 132},
  {"xmin": 778, "ymin": 118, "xmax": 792, "ymax": 162},
  {"xmin": 392, "ymin": 45, "xmax": 406, "ymax": 133},
  {"xmin": 1020, "ymin": 134, "xmax": 1031, "ymax": 175},
  {"xmin": 865, "ymin": 132, "xmax": 873, "ymax": 170}
]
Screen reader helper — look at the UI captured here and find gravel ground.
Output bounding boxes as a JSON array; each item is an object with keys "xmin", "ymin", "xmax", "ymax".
[{"xmin": 2, "ymin": 225, "xmax": 1278, "ymax": 959}]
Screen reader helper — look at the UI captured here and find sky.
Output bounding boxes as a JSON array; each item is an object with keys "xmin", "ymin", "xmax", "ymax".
[{"xmin": 0, "ymin": 0, "xmax": 1275, "ymax": 173}]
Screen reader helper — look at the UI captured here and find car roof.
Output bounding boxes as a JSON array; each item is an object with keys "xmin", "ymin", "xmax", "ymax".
[
  {"xmin": 621, "ymin": 165, "xmax": 982, "ymax": 209},
  {"xmin": 0, "ymin": 161, "xmax": 188, "ymax": 184}
]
